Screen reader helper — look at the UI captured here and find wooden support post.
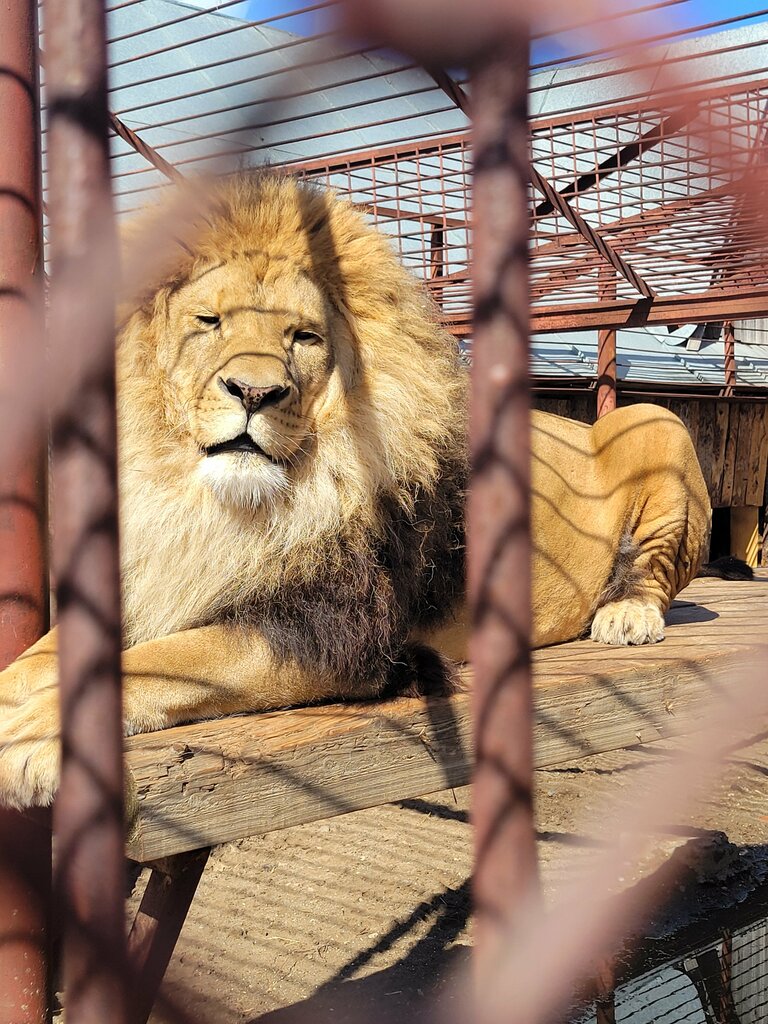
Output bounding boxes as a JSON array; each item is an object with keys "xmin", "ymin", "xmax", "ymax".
[
  {"xmin": 731, "ymin": 506, "xmax": 760, "ymax": 567},
  {"xmin": 127, "ymin": 850, "xmax": 210, "ymax": 1024}
]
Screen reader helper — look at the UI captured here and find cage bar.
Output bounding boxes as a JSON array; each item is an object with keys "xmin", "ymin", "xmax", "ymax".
[
  {"xmin": 44, "ymin": 0, "xmax": 127, "ymax": 1018},
  {"xmin": 0, "ymin": 0, "xmax": 51, "ymax": 1017},
  {"xmin": 469, "ymin": 33, "xmax": 540, "ymax": 993}
]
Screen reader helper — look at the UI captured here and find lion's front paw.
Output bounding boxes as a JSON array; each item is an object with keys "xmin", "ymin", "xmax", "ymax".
[
  {"xmin": 0, "ymin": 689, "xmax": 60, "ymax": 809},
  {"xmin": 590, "ymin": 598, "xmax": 665, "ymax": 646}
]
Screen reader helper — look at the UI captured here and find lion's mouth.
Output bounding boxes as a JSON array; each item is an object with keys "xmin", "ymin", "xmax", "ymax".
[{"xmin": 204, "ymin": 434, "xmax": 280, "ymax": 463}]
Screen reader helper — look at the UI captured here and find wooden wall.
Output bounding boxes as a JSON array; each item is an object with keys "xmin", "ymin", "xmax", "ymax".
[{"xmin": 534, "ymin": 395, "xmax": 768, "ymax": 509}]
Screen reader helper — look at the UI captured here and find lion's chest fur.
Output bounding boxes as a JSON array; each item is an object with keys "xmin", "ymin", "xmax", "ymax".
[{"xmin": 119, "ymin": 473, "xmax": 259, "ymax": 645}]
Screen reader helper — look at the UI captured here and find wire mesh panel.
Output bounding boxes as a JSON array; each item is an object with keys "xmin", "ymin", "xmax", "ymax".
[
  {"xmin": 291, "ymin": 136, "xmax": 472, "ymax": 331},
  {"xmin": 47, "ymin": 0, "xmax": 768, "ymax": 384},
  {"xmin": 530, "ymin": 77, "xmax": 768, "ymax": 328}
]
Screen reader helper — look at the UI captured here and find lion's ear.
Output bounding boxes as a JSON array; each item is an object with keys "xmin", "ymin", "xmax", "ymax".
[{"xmin": 151, "ymin": 286, "xmax": 171, "ymax": 324}]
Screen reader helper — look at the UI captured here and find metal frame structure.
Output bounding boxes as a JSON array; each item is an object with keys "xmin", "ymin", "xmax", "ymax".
[
  {"xmin": 0, "ymin": 0, "xmax": 50, "ymax": 1017},
  {"xmin": 1, "ymin": 2, "xmax": 768, "ymax": 1022}
]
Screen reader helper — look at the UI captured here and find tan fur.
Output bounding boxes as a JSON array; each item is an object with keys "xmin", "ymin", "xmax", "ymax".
[
  {"xmin": 530, "ymin": 405, "xmax": 711, "ymax": 648},
  {"xmin": 0, "ymin": 175, "xmax": 711, "ymax": 809}
]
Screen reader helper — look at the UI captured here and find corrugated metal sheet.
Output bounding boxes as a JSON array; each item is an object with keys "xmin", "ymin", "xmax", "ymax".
[{"xmin": 39, "ymin": 2, "xmax": 768, "ymax": 388}]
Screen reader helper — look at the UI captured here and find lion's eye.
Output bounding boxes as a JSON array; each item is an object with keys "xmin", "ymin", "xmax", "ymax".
[
  {"xmin": 294, "ymin": 329, "xmax": 322, "ymax": 345},
  {"xmin": 196, "ymin": 314, "xmax": 220, "ymax": 327}
]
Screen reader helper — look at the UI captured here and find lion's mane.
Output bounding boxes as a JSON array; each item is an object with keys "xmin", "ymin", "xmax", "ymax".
[{"xmin": 116, "ymin": 173, "xmax": 467, "ymax": 694}]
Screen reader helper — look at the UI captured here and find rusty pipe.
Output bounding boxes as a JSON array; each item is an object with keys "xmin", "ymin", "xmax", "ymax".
[
  {"xmin": 0, "ymin": 0, "xmax": 51, "ymax": 1018},
  {"xmin": 44, "ymin": 0, "xmax": 127, "ymax": 1017}
]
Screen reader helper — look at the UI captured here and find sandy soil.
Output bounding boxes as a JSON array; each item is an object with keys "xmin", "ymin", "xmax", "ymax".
[{"xmin": 140, "ymin": 733, "xmax": 768, "ymax": 1024}]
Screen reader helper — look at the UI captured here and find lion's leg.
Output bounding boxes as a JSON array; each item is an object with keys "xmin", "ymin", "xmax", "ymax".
[
  {"xmin": 0, "ymin": 624, "xmax": 367, "ymax": 807},
  {"xmin": 120, "ymin": 625, "xmax": 358, "ymax": 734},
  {"xmin": 590, "ymin": 483, "xmax": 710, "ymax": 647},
  {"xmin": 0, "ymin": 628, "xmax": 58, "ymax": 708}
]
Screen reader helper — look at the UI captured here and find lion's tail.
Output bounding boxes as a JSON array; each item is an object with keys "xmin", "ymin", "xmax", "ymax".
[{"xmin": 696, "ymin": 555, "xmax": 754, "ymax": 581}]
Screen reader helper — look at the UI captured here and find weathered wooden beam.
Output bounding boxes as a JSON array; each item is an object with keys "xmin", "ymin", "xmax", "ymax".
[
  {"xmin": 125, "ymin": 689, "xmax": 472, "ymax": 862},
  {"xmin": 127, "ymin": 849, "xmax": 210, "ymax": 1024},
  {"xmin": 124, "ymin": 576, "xmax": 767, "ymax": 863}
]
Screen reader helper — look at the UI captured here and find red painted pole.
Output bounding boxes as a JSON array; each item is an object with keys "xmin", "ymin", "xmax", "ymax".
[
  {"xmin": 597, "ymin": 271, "xmax": 617, "ymax": 418},
  {"xmin": 469, "ymin": 33, "xmax": 540, "ymax": 996},
  {"xmin": 44, "ymin": 0, "xmax": 127, "ymax": 1017},
  {"xmin": 597, "ymin": 326, "xmax": 618, "ymax": 417},
  {"xmin": 0, "ymin": 0, "xmax": 51, "ymax": 1018},
  {"xmin": 724, "ymin": 320, "xmax": 736, "ymax": 396}
]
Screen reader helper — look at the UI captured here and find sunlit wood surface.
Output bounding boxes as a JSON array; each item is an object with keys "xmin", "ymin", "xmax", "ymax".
[{"xmin": 125, "ymin": 573, "xmax": 767, "ymax": 861}]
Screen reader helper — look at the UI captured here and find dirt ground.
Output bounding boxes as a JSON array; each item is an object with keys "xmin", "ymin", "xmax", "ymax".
[{"xmin": 140, "ymin": 733, "xmax": 768, "ymax": 1024}]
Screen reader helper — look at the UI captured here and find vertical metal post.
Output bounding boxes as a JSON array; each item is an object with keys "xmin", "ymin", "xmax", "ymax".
[
  {"xmin": 470, "ymin": 33, "xmax": 539, "ymax": 991},
  {"xmin": 597, "ymin": 327, "xmax": 618, "ymax": 417},
  {"xmin": 595, "ymin": 959, "xmax": 617, "ymax": 1024},
  {"xmin": 724, "ymin": 321, "xmax": 736, "ymax": 396},
  {"xmin": 597, "ymin": 271, "xmax": 617, "ymax": 418},
  {"xmin": 0, "ymin": 0, "xmax": 51, "ymax": 1018},
  {"xmin": 44, "ymin": 0, "xmax": 127, "ymax": 1019}
]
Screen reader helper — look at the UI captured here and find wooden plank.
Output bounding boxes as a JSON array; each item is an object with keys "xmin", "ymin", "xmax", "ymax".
[
  {"xmin": 687, "ymin": 400, "xmax": 701, "ymax": 455},
  {"xmin": 710, "ymin": 401, "xmax": 731, "ymax": 507},
  {"xmin": 731, "ymin": 506, "xmax": 760, "ymax": 566},
  {"xmin": 746, "ymin": 406, "xmax": 768, "ymax": 507},
  {"xmin": 731, "ymin": 403, "xmax": 756, "ymax": 507},
  {"xmin": 694, "ymin": 401, "xmax": 716, "ymax": 501},
  {"xmin": 719, "ymin": 403, "xmax": 739, "ymax": 507},
  {"xmin": 124, "ymin": 575, "xmax": 768, "ymax": 862},
  {"xmin": 125, "ymin": 691, "xmax": 473, "ymax": 862}
]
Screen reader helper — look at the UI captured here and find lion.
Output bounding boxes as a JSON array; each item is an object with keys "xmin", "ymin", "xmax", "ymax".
[{"xmin": 0, "ymin": 173, "xmax": 710, "ymax": 809}]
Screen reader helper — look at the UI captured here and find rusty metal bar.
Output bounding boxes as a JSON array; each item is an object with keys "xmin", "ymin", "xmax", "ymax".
[
  {"xmin": 109, "ymin": 113, "xmax": 182, "ymax": 182},
  {"xmin": 44, "ymin": 0, "xmax": 127, "ymax": 1018},
  {"xmin": 597, "ymin": 272, "xmax": 618, "ymax": 418},
  {"xmin": 529, "ymin": 289, "xmax": 768, "ymax": 333},
  {"xmin": 469, "ymin": 33, "xmax": 540, "ymax": 996},
  {"xmin": 529, "ymin": 167, "xmax": 655, "ymax": 301},
  {"xmin": 724, "ymin": 321, "xmax": 737, "ymax": 396},
  {"xmin": 0, "ymin": 0, "xmax": 51, "ymax": 1018},
  {"xmin": 597, "ymin": 327, "xmax": 618, "ymax": 417},
  {"xmin": 595, "ymin": 959, "xmax": 617, "ymax": 1024},
  {"xmin": 533, "ymin": 104, "xmax": 701, "ymax": 219}
]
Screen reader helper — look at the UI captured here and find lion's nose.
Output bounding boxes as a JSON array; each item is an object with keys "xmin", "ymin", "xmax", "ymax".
[{"xmin": 222, "ymin": 378, "xmax": 291, "ymax": 416}]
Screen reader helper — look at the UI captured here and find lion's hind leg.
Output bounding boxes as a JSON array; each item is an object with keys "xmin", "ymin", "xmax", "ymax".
[
  {"xmin": 586, "ymin": 405, "xmax": 711, "ymax": 648},
  {"xmin": 589, "ymin": 485, "xmax": 708, "ymax": 647},
  {"xmin": 588, "ymin": 531, "xmax": 666, "ymax": 646}
]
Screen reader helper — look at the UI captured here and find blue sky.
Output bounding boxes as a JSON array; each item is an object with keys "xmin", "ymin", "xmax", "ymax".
[
  {"xmin": 532, "ymin": 1, "xmax": 768, "ymax": 67},
  {"xmin": 189, "ymin": 0, "xmax": 768, "ymax": 59}
]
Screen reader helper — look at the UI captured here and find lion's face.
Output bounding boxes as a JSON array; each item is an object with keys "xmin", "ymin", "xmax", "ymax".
[{"xmin": 159, "ymin": 254, "xmax": 352, "ymax": 508}]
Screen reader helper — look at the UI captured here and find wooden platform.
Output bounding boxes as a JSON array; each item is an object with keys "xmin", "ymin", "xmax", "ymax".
[{"xmin": 124, "ymin": 574, "xmax": 767, "ymax": 862}]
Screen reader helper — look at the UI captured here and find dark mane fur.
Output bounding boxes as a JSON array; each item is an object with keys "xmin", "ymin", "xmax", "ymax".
[{"xmin": 214, "ymin": 451, "xmax": 467, "ymax": 696}]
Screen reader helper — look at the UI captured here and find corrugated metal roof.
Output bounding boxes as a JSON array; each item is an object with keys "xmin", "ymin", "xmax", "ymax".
[
  {"xmin": 42, "ymin": 2, "xmax": 768, "ymax": 389},
  {"xmin": 95, "ymin": 0, "xmax": 468, "ymax": 214},
  {"xmin": 529, "ymin": 327, "xmax": 768, "ymax": 386}
]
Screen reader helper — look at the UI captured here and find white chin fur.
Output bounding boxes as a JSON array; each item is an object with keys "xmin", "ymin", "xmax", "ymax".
[{"xmin": 197, "ymin": 453, "xmax": 289, "ymax": 508}]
